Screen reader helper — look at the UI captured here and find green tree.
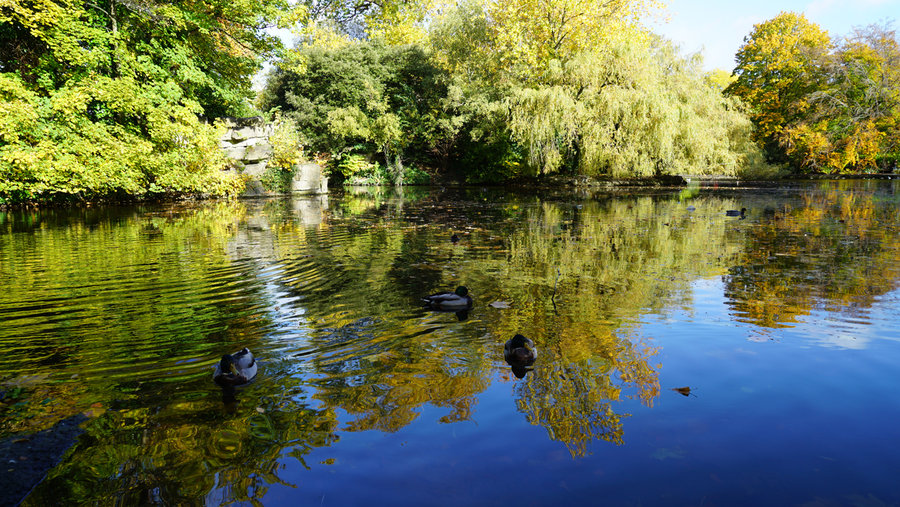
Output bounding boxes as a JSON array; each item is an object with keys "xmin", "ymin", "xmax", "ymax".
[
  {"xmin": 507, "ymin": 39, "xmax": 767, "ymax": 177},
  {"xmin": 260, "ymin": 42, "xmax": 448, "ymax": 183},
  {"xmin": 0, "ymin": 0, "xmax": 295, "ymax": 202},
  {"xmin": 425, "ymin": 0, "xmax": 768, "ymax": 180}
]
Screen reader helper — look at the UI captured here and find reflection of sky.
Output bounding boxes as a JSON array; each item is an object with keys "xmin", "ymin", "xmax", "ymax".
[
  {"xmin": 685, "ymin": 277, "xmax": 900, "ymax": 350},
  {"xmin": 619, "ymin": 276, "xmax": 900, "ymax": 503},
  {"xmin": 268, "ymin": 275, "xmax": 900, "ymax": 505}
]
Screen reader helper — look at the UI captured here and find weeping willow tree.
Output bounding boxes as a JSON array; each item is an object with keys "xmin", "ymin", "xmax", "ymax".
[
  {"xmin": 426, "ymin": 0, "xmax": 771, "ymax": 180},
  {"xmin": 507, "ymin": 39, "xmax": 769, "ymax": 177}
]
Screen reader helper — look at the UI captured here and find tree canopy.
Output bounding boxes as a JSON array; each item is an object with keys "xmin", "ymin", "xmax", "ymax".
[
  {"xmin": 0, "ymin": 0, "xmax": 295, "ymax": 201},
  {"xmin": 727, "ymin": 13, "xmax": 900, "ymax": 173},
  {"xmin": 262, "ymin": 0, "xmax": 769, "ymax": 183},
  {"xmin": 22, "ymin": 0, "xmax": 900, "ymax": 201}
]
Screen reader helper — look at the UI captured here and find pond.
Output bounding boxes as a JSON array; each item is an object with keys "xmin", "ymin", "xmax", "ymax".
[{"xmin": 1, "ymin": 180, "xmax": 900, "ymax": 506}]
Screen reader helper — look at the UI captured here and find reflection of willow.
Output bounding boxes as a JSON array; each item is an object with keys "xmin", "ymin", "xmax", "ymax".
[
  {"xmin": 514, "ymin": 330, "xmax": 659, "ymax": 457},
  {"xmin": 491, "ymin": 197, "xmax": 738, "ymax": 455},
  {"xmin": 266, "ymin": 193, "xmax": 739, "ymax": 446},
  {"xmin": 724, "ymin": 186, "xmax": 900, "ymax": 328},
  {"xmin": 502, "ymin": 196, "xmax": 743, "ymax": 320},
  {"xmin": 25, "ymin": 379, "xmax": 339, "ymax": 506},
  {"xmin": 310, "ymin": 320, "xmax": 491, "ymax": 432}
]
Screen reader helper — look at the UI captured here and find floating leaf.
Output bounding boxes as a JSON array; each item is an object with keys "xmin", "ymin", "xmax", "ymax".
[
  {"xmin": 672, "ymin": 386, "xmax": 692, "ymax": 397},
  {"xmin": 652, "ymin": 447, "xmax": 686, "ymax": 460},
  {"xmin": 489, "ymin": 301, "xmax": 511, "ymax": 309}
]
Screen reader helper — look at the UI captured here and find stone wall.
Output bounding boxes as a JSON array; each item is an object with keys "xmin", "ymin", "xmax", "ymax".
[{"xmin": 219, "ymin": 117, "xmax": 328, "ymax": 196}]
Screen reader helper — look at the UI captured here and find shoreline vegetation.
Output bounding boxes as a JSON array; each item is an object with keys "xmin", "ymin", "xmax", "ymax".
[
  {"xmin": 1, "ymin": 1, "xmax": 898, "ymax": 207},
  {"xmin": 3, "ymin": 173, "xmax": 899, "ymax": 211}
]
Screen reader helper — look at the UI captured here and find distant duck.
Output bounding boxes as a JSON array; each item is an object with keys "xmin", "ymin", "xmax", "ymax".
[
  {"xmin": 422, "ymin": 286, "xmax": 473, "ymax": 311},
  {"xmin": 213, "ymin": 348, "xmax": 258, "ymax": 387},
  {"xmin": 504, "ymin": 334, "xmax": 537, "ymax": 378},
  {"xmin": 725, "ymin": 208, "xmax": 746, "ymax": 217},
  {"xmin": 451, "ymin": 233, "xmax": 460, "ymax": 244}
]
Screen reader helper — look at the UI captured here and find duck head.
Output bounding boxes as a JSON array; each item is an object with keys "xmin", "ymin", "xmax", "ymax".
[{"xmin": 219, "ymin": 354, "xmax": 237, "ymax": 375}]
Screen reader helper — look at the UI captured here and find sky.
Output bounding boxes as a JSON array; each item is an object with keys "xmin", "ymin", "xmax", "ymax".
[{"xmin": 649, "ymin": 0, "xmax": 900, "ymax": 71}]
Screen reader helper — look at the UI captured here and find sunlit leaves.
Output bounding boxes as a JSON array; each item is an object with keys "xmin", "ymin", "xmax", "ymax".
[
  {"xmin": 0, "ymin": 0, "xmax": 293, "ymax": 201},
  {"xmin": 727, "ymin": 11, "xmax": 832, "ymax": 159},
  {"xmin": 506, "ymin": 39, "xmax": 767, "ymax": 177},
  {"xmin": 728, "ymin": 14, "xmax": 900, "ymax": 172},
  {"xmin": 485, "ymin": 0, "xmax": 660, "ymax": 77}
]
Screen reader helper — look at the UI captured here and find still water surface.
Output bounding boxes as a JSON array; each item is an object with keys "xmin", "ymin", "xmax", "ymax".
[{"xmin": 1, "ymin": 181, "xmax": 899, "ymax": 505}]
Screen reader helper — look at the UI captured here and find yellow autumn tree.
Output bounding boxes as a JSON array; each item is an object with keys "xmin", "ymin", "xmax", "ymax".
[
  {"xmin": 726, "ymin": 12, "xmax": 833, "ymax": 162},
  {"xmin": 486, "ymin": 0, "xmax": 662, "ymax": 77}
]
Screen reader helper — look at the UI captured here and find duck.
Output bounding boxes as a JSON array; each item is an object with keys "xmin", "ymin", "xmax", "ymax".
[
  {"xmin": 450, "ymin": 233, "xmax": 460, "ymax": 244},
  {"xmin": 725, "ymin": 208, "xmax": 746, "ymax": 217},
  {"xmin": 422, "ymin": 286, "xmax": 473, "ymax": 311},
  {"xmin": 213, "ymin": 348, "xmax": 258, "ymax": 387},
  {"xmin": 504, "ymin": 334, "xmax": 537, "ymax": 366}
]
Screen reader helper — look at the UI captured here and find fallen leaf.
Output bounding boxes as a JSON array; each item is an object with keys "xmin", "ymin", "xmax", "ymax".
[
  {"xmin": 672, "ymin": 386, "xmax": 692, "ymax": 397},
  {"xmin": 489, "ymin": 301, "xmax": 511, "ymax": 309},
  {"xmin": 652, "ymin": 447, "xmax": 685, "ymax": 461}
]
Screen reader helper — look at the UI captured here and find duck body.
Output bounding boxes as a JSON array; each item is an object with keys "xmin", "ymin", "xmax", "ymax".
[
  {"xmin": 423, "ymin": 286, "xmax": 473, "ymax": 311},
  {"xmin": 504, "ymin": 334, "xmax": 537, "ymax": 366},
  {"xmin": 213, "ymin": 348, "xmax": 258, "ymax": 387}
]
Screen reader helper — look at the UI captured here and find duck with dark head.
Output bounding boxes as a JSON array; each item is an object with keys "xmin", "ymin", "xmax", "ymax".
[
  {"xmin": 422, "ymin": 286, "xmax": 473, "ymax": 311},
  {"xmin": 504, "ymin": 334, "xmax": 537, "ymax": 378},
  {"xmin": 214, "ymin": 348, "xmax": 258, "ymax": 387}
]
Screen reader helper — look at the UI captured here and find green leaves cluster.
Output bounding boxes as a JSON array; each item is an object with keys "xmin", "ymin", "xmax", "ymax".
[
  {"xmin": 260, "ymin": 43, "xmax": 446, "ymax": 184},
  {"xmin": 265, "ymin": 0, "xmax": 768, "ymax": 183},
  {"xmin": 505, "ymin": 40, "xmax": 766, "ymax": 177},
  {"xmin": 0, "ymin": 0, "xmax": 293, "ymax": 202},
  {"xmin": 728, "ymin": 13, "xmax": 900, "ymax": 173}
]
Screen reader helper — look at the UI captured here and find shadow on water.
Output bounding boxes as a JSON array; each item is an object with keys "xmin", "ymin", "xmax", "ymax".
[{"xmin": 0, "ymin": 180, "xmax": 899, "ymax": 504}]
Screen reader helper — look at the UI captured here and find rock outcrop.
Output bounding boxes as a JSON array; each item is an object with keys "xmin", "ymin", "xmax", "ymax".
[{"xmin": 219, "ymin": 117, "xmax": 327, "ymax": 196}]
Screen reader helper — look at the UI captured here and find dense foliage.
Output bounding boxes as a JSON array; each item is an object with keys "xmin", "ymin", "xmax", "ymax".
[
  {"xmin": 728, "ymin": 13, "xmax": 900, "ymax": 173},
  {"xmin": 260, "ymin": 43, "xmax": 446, "ymax": 184},
  {"xmin": 17, "ymin": 0, "xmax": 900, "ymax": 199},
  {"xmin": 264, "ymin": 0, "xmax": 769, "ymax": 183},
  {"xmin": 0, "ymin": 0, "xmax": 293, "ymax": 202}
]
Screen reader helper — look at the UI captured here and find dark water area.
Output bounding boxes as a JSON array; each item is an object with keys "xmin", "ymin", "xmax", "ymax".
[{"xmin": 1, "ymin": 180, "xmax": 899, "ymax": 506}]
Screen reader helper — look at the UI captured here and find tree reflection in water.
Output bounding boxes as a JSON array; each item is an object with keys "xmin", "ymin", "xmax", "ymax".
[{"xmin": 5, "ymin": 182, "xmax": 900, "ymax": 504}]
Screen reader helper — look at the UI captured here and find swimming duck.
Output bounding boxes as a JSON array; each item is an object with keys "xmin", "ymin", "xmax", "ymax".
[
  {"xmin": 422, "ymin": 286, "xmax": 473, "ymax": 311},
  {"xmin": 725, "ymin": 208, "xmax": 746, "ymax": 217},
  {"xmin": 213, "ymin": 348, "xmax": 258, "ymax": 387},
  {"xmin": 504, "ymin": 334, "xmax": 537, "ymax": 366}
]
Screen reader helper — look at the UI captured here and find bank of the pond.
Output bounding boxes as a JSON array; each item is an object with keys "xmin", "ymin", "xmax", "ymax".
[
  {"xmin": 4, "ymin": 171, "xmax": 899, "ymax": 212},
  {"xmin": 0, "ymin": 414, "xmax": 87, "ymax": 507},
  {"xmin": 522, "ymin": 172, "xmax": 900, "ymax": 189}
]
